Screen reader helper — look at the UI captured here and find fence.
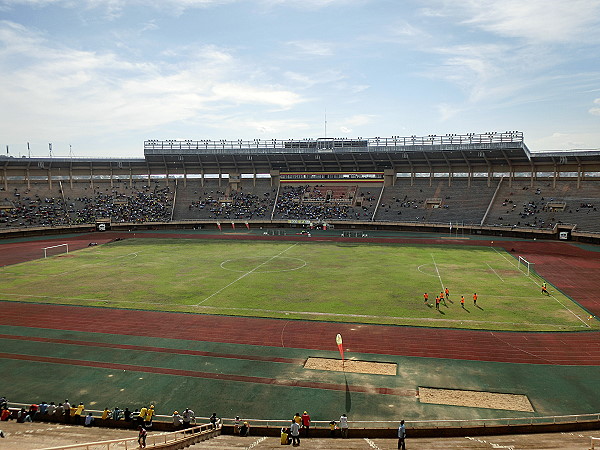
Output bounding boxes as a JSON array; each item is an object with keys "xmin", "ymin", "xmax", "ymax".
[{"xmin": 39, "ymin": 423, "xmax": 218, "ymax": 450}]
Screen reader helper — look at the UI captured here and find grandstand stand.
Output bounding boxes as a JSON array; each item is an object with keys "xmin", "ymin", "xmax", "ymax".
[
  {"xmin": 483, "ymin": 180, "xmax": 600, "ymax": 232},
  {"xmin": 176, "ymin": 179, "xmax": 275, "ymax": 221},
  {"xmin": 272, "ymin": 184, "xmax": 378, "ymax": 221},
  {"xmin": 374, "ymin": 178, "xmax": 495, "ymax": 225}
]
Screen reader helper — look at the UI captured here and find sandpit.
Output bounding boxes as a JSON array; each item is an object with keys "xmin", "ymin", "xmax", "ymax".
[
  {"xmin": 418, "ymin": 387, "xmax": 534, "ymax": 412},
  {"xmin": 304, "ymin": 357, "xmax": 397, "ymax": 375}
]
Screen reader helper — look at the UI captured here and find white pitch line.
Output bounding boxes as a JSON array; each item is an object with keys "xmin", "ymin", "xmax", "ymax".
[
  {"xmin": 486, "ymin": 263, "xmax": 504, "ymax": 282},
  {"xmin": 430, "ymin": 254, "xmax": 445, "ymax": 290},
  {"xmin": 491, "ymin": 247, "xmax": 589, "ymax": 328},
  {"xmin": 195, "ymin": 243, "xmax": 298, "ymax": 306}
]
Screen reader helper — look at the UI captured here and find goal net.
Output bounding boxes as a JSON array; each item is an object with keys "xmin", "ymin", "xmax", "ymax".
[
  {"xmin": 43, "ymin": 243, "xmax": 69, "ymax": 258},
  {"xmin": 517, "ymin": 255, "xmax": 534, "ymax": 276}
]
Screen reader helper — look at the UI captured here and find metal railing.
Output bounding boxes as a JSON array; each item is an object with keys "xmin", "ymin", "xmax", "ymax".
[
  {"xmin": 144, "ymin": 132, "xmax": 524, "ymax": 153},
  {"xmin": 39, "ymin": 423, "xmax": 218, "ymax": 450},
  {"xmin": 215, "ymin": 412, "xmax": 600, "ymax": 429}
]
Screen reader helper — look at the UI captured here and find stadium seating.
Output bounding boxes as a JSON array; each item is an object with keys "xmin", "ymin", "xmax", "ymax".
[{"xmin": 483, "ymin": 180, "xmax": 600, "ymax": 232}]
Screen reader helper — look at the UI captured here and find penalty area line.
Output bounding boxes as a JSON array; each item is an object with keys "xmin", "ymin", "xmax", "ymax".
[{"xmin": 491, "ymin": 247, "xmax": 590, "ymax": 328}]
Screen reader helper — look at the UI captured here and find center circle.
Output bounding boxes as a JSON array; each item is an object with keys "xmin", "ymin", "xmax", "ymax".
[{"xmin": 220, "ymin": 256, "xmax": 307, "ymax": 273}]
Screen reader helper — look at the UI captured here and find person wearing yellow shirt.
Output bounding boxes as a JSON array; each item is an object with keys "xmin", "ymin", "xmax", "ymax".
[
  {"xmin": 101, "ymin": 408, "xmax": 110, "ymax": 420},
  {"xmin": 74, "ymin": 403, "xmax": 85, "ymax": 425},
  {"xmin": 144, "ymin": 405, "xmax": 155, "ymax": 427},
  {"xmin": 137, "ymin": 406, "xmax": 147, "ymax": 427}
]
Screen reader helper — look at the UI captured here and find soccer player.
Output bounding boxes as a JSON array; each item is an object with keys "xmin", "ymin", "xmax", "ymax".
[
  {"xmin": 473, "ymin": 293, "xmax": 478, "ymax": 306},
  {"xmin": 445, "ymin": 287, "xmax": 450, "ymax": 300},
  {"xmin": 435, "ymin": 296, "xmax": 440, "ymax": 311},
  {"xmin": 423, "ymin": 292, "xmax": 429, "ymax": 304},
  {"xmin": 460, "ymin": 296, "xmax": 465, "ymax": 308},
  {"xmin": 440, "ymin": 291, "xmax": 446, "ymax": 306},
  {"xmin": 541, "ymin": 283, "xmax": 548, "ymax": 295}
]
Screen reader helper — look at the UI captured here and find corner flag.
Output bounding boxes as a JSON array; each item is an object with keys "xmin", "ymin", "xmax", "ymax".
[{"xmin": 336, "ymin": 333, "xmax": 344, "ymax": 362}]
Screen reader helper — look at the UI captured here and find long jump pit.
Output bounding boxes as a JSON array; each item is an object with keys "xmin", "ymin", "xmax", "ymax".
[
  {"xmin": 418, "ymin": 387, "xmax": 534, "ymax": 412},
  {"xmin": 304, "ymin": 357, "xmax": 397, "ymax": 375}
]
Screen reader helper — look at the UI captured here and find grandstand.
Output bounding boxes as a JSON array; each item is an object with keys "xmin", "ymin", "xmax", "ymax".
[{"xmin": 1, "ymin": 131, "xmax": 599, "ymax": 242}]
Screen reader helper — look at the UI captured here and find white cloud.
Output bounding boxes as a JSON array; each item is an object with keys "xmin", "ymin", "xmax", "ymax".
[
  {"xmin": 429, "ymin": 0, "xmax": 600, "ymax": 44},
  {"xmin": 436, "ymin": 103, "xmax": 462, "ymax": 121},
  {"xmin": 0, "ymin": 20, "xmax": 305, "ymax": 142},
  {"xmin": 530, "ymin": 132, "xmax": 600, "ymax": 151},
  {"xmin": 211, "ymin": 83, "xmax": 303, "ymax": 109},
  {"xmin": 286, "ymin": 40, "xmax": 335, "ymax": 57},
  {"xmin": 587, "ymin": 98, "xmax": 600, "ymax": 116}
]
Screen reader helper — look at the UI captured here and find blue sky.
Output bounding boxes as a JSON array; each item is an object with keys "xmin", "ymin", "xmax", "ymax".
[{"xmin": 1, "ymin": 0, "xmax": 599, "ymax": 158}]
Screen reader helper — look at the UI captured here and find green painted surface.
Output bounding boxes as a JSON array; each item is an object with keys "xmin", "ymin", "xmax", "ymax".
[{"xmin": 1, "ymin": 325, "xmax": 598, "ymax": 422}]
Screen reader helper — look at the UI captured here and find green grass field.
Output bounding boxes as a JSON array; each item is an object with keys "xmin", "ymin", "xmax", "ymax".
[{"xmin": 0, "ymin": 238, "xmax": 595, "ymax": 331}]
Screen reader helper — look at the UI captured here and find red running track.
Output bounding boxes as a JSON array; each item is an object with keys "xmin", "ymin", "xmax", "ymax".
[{"xmin": 1, "ymin": 302, "xmax": 600, "ymax": 366}]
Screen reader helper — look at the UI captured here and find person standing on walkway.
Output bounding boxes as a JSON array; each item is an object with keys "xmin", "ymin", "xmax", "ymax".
[
  {"xmin": 290, "ymin": 419, "xmax": 300, "ymax": 446},
  {"xmin": 397, "ymin": 419, "xmax": 406, "ymax": 449},
  {"xmin": 301, "ymin": 411, "xmax": 311, "ymax": 437},
  {"xmin": 339, "ymin": 413, "xmax": 349, "ymax": 438},
  {"xmin": 137, "ymin": 425, "xmax": 147, "ymax": 448}
]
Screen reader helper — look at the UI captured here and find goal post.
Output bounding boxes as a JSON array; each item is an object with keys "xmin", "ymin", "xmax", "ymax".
[
  {"xmin": 517, "ymin": 255, "xmax": 533, "ymax": 276},
  {"xmin": 43, "ymin": 243, "xmax": 69, "ymax": 258}
]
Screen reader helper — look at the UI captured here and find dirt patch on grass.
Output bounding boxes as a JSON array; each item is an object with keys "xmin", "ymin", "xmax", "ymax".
[
  {"xmin": 418, "ymin": 387, "xmax": 534, "ymax": 412},
  {"xmin": 304, "ymin": 357, "xmax": 396, "ymax": 375}
]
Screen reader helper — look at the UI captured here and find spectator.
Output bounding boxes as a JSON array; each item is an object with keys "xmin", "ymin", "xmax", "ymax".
[
  {"xmin": 339, "ymin": 413, "xmax": 349, "ymax": 438},
  {"xmin": 144, "ymin": 405, "xmax": 154, "ymax": 428},
  {"xmin": 209, "ymin": 412, "xmax": 218, "ymax": 429},
  {"xmin": 47, "ymin": 402, "xmax": 56, "ymax": 416},
  {"xmin": 239, "ymin": 421, "xmax": 250, "ymax": 437},
  {"xmin": 290, "ymin": 419, "xmax": 300, "ymax": 446},
  {"xmin": 112, "ymin": 407, "xmax": 122, "ymax": 421},
  {"xmin": 84, "ymin": 413, "xmax": 94, "ymax": 427},
  {"xmin": 172, "ymin": 411, "xmax": 183, "ymax": 428},
  {"xmin": 301, "ymin": 411, "xmax": 311, "ymax": 437},
  {"xmin": 397, "ymin": 419, "xmax": 406, "ymax": 449},
  {"xmin": 74, "ymin": 402, "xmax": 85, "ymax": 425},
  {"xmin": 138, "ymin": 425, "xmax": 147, "ymax": 448},
  {"xmin": 124, "ymin": 408, "xmax": 132, "ymax": 422},
  {"xmin": 182, "ymin": 408, "xmax": 195, "ymax": 428},
  {"xmin": 101, "ymin": 408, "xmax": 110, "ymax": 420},
  {"xmin": 233, "ymin": 416, "xmax": 241, "ymax": 434}
]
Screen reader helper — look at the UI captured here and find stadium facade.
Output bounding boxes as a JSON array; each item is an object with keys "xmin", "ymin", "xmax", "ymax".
[{"xmin": 1, "ymin": 131, "xmax": 599, "ymax": 243}]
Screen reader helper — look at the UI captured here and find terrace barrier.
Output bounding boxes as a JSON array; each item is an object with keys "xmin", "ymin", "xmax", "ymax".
[{"xmin": 39, "ymin": 423, "xmax": 220, "ymax": 450}]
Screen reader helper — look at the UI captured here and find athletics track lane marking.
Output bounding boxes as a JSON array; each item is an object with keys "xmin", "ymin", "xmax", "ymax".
[
  {"xmin": 0, "ymin": 294, "xmax": 584, "ymax": 329},
  {"xmin": 195, "ymin": 243, "xmax": 299, "ymax": 306},
  {"xmin": 490, "ymin": 246, "xmax": 589, "ymax": 328}
]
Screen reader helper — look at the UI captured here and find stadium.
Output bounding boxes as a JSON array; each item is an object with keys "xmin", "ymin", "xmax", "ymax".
[{"xmin": 1, "ymin": 131, "xmax": 600, "ymax": 449}]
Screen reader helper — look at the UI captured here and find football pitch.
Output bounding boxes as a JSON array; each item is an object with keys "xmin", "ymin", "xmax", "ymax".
[{"xmin": 0, "ymin": 238, "xmax": 594, "ymax": 332}]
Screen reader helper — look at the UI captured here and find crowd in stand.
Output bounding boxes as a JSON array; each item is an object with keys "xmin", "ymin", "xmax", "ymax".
[
  {"xmin": 274, "ymin": 185, "xmax": 374, "ymax": 221},
  {"xmin": 188, "ymin": 188, "xmax": 274, "ymax": 220},
  {"xmin": 494, "ymin": 187, "xmax": 563, "ymax": 229},
  {"xmin": 0, "ymin": 184, "xmax": 173, "ymax": 227},
  {"xmin": 72, "ymin": 185, "xmax": 173, "ymax": 224},
  {"xmin": 0, "ymin": 188, "xmax": 71, "ymax": 227}
]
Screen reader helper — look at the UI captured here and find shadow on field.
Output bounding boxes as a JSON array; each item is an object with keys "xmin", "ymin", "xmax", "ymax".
[{"xmin": 345, "ymin": 375, "xmax": 351, "ymax": 412}]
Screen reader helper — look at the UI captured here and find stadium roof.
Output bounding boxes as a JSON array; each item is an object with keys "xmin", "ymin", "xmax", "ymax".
[{"xmin": 1, "ymin": 132, "xmax": 599, "ymax": 175}]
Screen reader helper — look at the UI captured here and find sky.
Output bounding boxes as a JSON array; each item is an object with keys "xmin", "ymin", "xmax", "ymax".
[{"xmin": 1, "ymin": 0, "xmax": 600, "ymax": 158}]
